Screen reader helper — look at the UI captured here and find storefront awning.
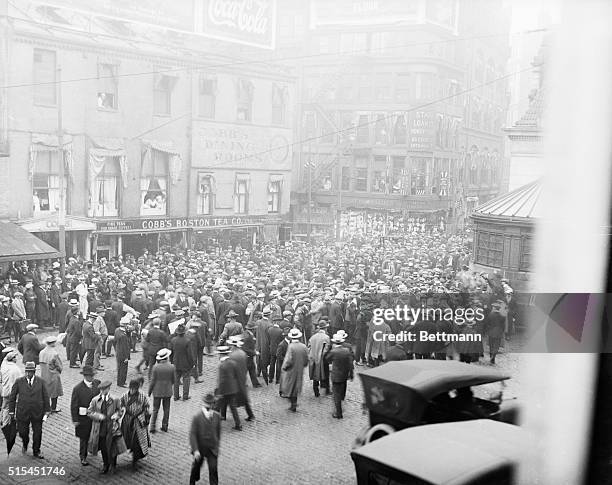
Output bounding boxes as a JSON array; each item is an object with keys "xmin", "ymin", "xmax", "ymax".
[
  {"xmin": 18, "ymin": 215, "xmax": 96, "ymax": 233},
  {"xmin": 0, "ymin": 221, "xmax": 61, "ymax": 263}
]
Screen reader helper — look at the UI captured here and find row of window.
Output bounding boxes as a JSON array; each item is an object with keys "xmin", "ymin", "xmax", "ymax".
[
  {"xmin": 32, "ymin": 151, "xmax": 282, "ymax": 217},
  {"xmin": 32, "ymin": 49, "xmax": 288, "ymax": 124},
  {"xmin": 313, "ymin": 155, "xmax": 500, "ymax": 195},
  {"xmin": 475, "ymin": 232, "xmax": 531, "ymax": 271},
  {"xmin": 305, "ymin": 72, "xmax": 466, "ymax": 107}
]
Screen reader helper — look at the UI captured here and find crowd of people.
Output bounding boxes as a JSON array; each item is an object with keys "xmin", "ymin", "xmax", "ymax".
[{"xmin": 0, "ymin": 230, "xmax": 517, "ymax": 482}]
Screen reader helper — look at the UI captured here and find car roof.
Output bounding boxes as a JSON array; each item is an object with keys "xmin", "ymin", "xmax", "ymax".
[
  {"xmin": 351, "ymin": 420, "xmax": 530, "ymax": 485},
  {"xmin": 359, "ymin": 360, "xmax": 509, "ymax": 400}
]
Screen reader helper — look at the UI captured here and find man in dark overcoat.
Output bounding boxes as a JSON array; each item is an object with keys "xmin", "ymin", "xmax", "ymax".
[
  {"xmin": 170, "ymin": 324, "xmax": 195, "ymax": 401},
  {"xmin": 70, "ymin": 365, "xmax": 100, "ymax": 465},
  {"xmin": 189, "ymin": 393, "xmax": 221, "ymax": 485},
  {"xmin": 114, "ymin": 318, "xmax": 131, "ymax": 387},
  {"xmin": 8, "ymin": 361, "xmax": 50, "ymax": 458},
  {"xmin": 215, "ymin": 346, "xmax": 242, "ymax": 431},
  {"xmin": 18, "ymin": 323, "xmax": 43, "ymax": 365}
]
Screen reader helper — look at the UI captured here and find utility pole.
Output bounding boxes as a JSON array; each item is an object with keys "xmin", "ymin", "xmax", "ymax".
[
  {"xmin": 57, "ymin": 66, "xmax": 66, "ymax": 279},
  {"xmin": 307, "ymin": 144, "xmax": 312, "ymax": 244}
]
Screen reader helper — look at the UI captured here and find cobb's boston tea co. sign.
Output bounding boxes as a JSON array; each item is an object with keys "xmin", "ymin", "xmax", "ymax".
[
  {"xmin": 97, "ymin": 215, "xmax": 280, "ymax": 232},
  {"xmin": 202, "ymin": 0, "xmax": 276, "ymax": 49}
]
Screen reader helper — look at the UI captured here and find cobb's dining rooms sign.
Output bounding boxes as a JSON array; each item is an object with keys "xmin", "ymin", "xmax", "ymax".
[
  {"xmin": 201, "ymin": 0, "xmax": 276, "ymax": 49},
  {"xmin": 193, "ymin": 120, "xmax": 291, "ymax": 170}
]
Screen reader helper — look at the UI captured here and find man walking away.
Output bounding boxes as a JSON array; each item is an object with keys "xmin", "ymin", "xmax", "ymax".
[
  {"xmin": 189, "ymin": 393, "xmax": 221, "ymax": 485},
  {"xmin": 324, "ymin": 333, "xmax": 354, "ymax": 419},
  {"xmin": 149, "ymin": 348, "xmax": 175, "ymax": 433},
  {"xmin": 114, "ymin": 318, "xmax": 131, "ymax": 387},
  {"xmin": 170, "ymin": 324, "xmax": 194, "ymax": 401}
]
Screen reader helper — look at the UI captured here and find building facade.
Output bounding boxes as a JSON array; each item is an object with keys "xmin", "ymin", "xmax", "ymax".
[
  {"xmin": 276, "ymin": 0, "xmax": 510, "ymax": 239},
  {"xmin": 0, "ymin": 0, "xmax": 293, "ymax": 258}
]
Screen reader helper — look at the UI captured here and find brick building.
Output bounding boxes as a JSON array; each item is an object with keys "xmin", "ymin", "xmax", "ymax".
[
  {"xmin": 276, "ymin": 0, "xmax": 510, "ymax": 239},
  {"xmin": 0, "ymin": 0, "xmax": 294, "ymax": 258}
]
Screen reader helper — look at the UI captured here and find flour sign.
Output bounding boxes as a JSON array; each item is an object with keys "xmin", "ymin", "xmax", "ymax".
[{"xmin": 201, "ymin": 0, "xmax": 277, "ymax": 49}]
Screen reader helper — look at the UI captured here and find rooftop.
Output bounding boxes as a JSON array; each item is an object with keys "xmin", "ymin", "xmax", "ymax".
[{"xmin": 472, "ymin": 180, "xmax": 541, "ymax": 220}]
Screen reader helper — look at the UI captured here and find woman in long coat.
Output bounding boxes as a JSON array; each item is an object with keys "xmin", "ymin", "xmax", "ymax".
[
  {"xmin": 38, "ymin": 336, "xmax": 63, "ymax": 412},
  {"xmin": 119, "ymin": 377, "xmax": 151, "ymax": 469},
  {"xmin": 280, "ymin": 328, "xmax": 309, "ymax": 412}
]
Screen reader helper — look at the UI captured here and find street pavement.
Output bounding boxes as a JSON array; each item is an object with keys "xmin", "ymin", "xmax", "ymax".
[{"xmin": 0, "ymin": 331, "xmax": 523, "ymax": 484}]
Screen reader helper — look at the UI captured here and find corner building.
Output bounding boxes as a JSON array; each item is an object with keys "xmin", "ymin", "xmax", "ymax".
[{"xmin": 0, "ymin": 0, "xmax": 294, "ymax": 257}]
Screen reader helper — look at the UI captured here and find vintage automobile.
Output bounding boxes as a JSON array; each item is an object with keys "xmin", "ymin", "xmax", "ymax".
[
  {"xmin": 351, "ymin": 419, "xmax": 531, "ymax": 485},
  {"xmin": 353, "ymin": 360, "xmax": 519, "ymax": 447}
]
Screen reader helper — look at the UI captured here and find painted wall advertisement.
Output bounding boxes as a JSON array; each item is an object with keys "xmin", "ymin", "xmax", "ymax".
[
  {"xmin": 409, "ymin": 111, "xmax": 435, "ymax": 151},
  {"xmin": 192, "ymin": 121, "xmax": 291, "ymax": 170},
  {"xmin": 201, "ymin": 0, "xmax": 277, "ymax": 49}
]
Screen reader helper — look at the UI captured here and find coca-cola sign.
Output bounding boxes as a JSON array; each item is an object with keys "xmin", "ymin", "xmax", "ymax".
[{"xmin": 202, "ymin": 0, "xmax": 276, "ymax": 49}]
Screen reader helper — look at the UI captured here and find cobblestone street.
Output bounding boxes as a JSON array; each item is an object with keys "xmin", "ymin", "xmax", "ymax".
[{"xmin": 0, "ymin": 332, "xmax": 523, "ymax": 484}]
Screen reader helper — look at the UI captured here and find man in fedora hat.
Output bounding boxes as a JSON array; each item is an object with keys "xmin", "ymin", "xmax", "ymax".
[
  {"xmin": 242, "ymin": 320, "xmax": 261, "ymax": 388},
  {"xmin": 280, "ymin": 328, "xmax": 308, "ymax": 412},
  {"xmin": 149, "ymin": 348, "xmax": 175, "ymax": 433},
  {"xmin": 308, "ymin": 319, "xmax": 331, "ymax": 397},
  {"xmin": 66, "ymin": 306, "xmax": 83, "ymax": 368},
  {"xmin": 82, "ymin": 314, "xmax": 98, "ymax": 369},
  {"xmin": 324, "ymin": 333, "xmax": 354, "ymax": 419},
  {"xmin": 189, "ymin": 393, "xmax": 221, "ymax": 485},
  {"xmin": 170, "ymin": 324, "xmax": 194, "ymax": 401},
  {"xmin": 86, "ymin": 380, "xmax": 121, "ymax": 474},
  {"xmin": 267, "ymin": 316, "xmax": 284, "ymax": 384},
  {"xmin": 18, "ymin": 323, "xmax": 42, "ymax": 365},
  {"xmin": 255, "ymin": 306, "xmax": 272, "ymax": 385},
  {"xmin": 218, "ymin": 310, "xmax": 243, "ymax": 346},
  {"xmin": 70, "ymin": 365, "xmax": 100, "ymax": 465},
  {"xmin": 39, "ymin": 336, "xmax": 63, "ymax": 412},
  {"xmin": 215, "ymin": 346, "xmax": 243, "ymax": 431},
  {"xmin": 227, "ymin": 337, "xmax": 255, "ymax": 422},
  {"xmin": 9, "ymin": 361, "xmax": 50, "ymax": 458}
]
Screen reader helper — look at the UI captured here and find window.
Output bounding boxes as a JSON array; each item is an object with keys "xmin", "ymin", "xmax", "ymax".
[
  {"xmin": 199, "ymin": 76, "xmax": 216, "ymax": 118},
  {"xmin": 354, "ymin": 158, "xmax": 368, "ymax": 191},
  {"xmin": 33, "ymin": 49, "xmax": 56, "ymax": 105},
  {"xmin": 395, "ymin": 73, "xmax": 412, "ymax": 102},
  {"xmin": 375, "ymin": 73, "xmax": 392, "ymax": 101},
  {"xmin": 197, "ymin": 174, "xmax": 213, "ymax": 215},
  {"xmin": 140, "ymin": 149, "xmax": 168, "ymax": 216},
  {"xmin": 235, "ymin": 177, "xmax": 249, "ymax": 214},
  {"xmin": 267, "ymin": 179, "xmax": 281, "ymax": 213},
  {"xmin": 416, "ymin": 72, "xmax": 434, "ymax": 100},
  {"xmin": 411, "ymin": 158, "xmax": 427, "ymax": 195},
  {"xmin": 358, "ymin": 74, "xmax": 371, "ymax": 100},
  {"xmin": 154, "ymin": 72, "xmax": 176, "ymax": 115},
  {"xmin": 97, "ymin": 63, "xmax": 118, "ymax": 109},
  {"xmin": 341, "ymin": 166, "xmax": 351, "ymax": 190},
  {"xmin": 356, "ymin": 114, "xmax": 370, "ymax": 143},
  {"xmin": 476, "ymin": 232, "xmax": 504, "ymax": 267},
  {"xmin": 90, "ymin": 157, "xmax": 120, "ymax": 217},
  {"xmin": 237, "ymin": 79, "xmax": 254, "ymax": 121},
  {"xmin": 520, "ymin": 236, "xmax": 532, "ymax": 270},
  {"xmin": 303, "ymin": 111, "xmax": 316, "ymax": 139},
  {"xmin": 272, "ymin": 84, "xmax": 287, "ymax": 125},
  {"xmin": 32, "ymin": 151, "xmax": 66, "ymax": 214},
  {"xmin": 374, "ymin": 115, "xmax": 388, "ymax": 144},
  {"xmin": 393, "ymin": 115, "xmax": 407, "ymax": 144}
]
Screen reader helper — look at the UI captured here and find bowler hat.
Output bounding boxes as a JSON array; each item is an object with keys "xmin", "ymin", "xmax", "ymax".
[
  {"xmin": 175, "ymin": 324, "xmax": 186, "ymax": 335},
  {"xmin": 24, "ymin": 361, "xmax": 36, "ymax": 371},
  {"xmin": 80, "ymin": 365, "xmax": 96, "ymax": 376}
]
